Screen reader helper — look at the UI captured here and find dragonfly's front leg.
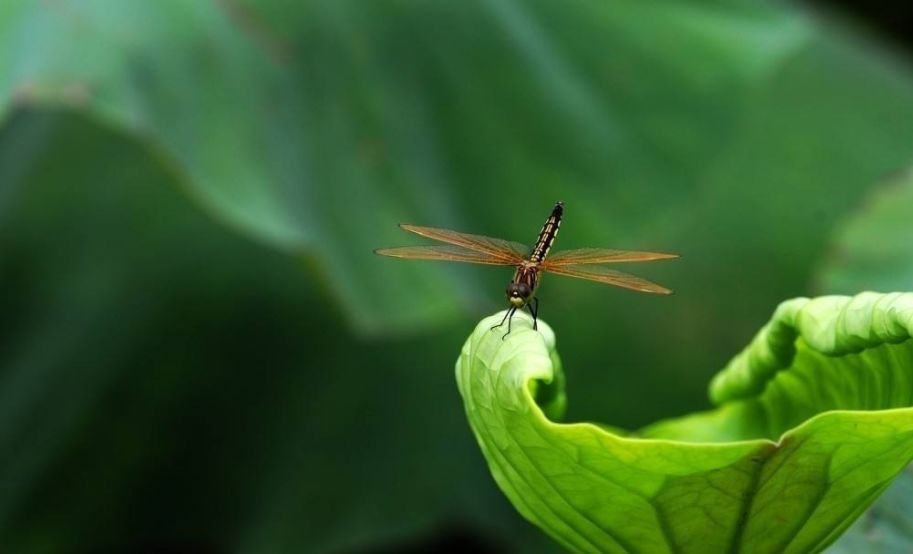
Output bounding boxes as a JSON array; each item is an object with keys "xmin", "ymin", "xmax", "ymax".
[
  {"xmin": 492, "ymin": 307, "xmax": 518, "ymax": 340},
  {"xmin": 491, "ymin": 306, "xmax": 515, "ymax": 332},
  {"xmin": 503, "ymin": 307, "xmax": 517, "ymax": 340},
  {"xmin": 528, "ymin": 297, "xmax": 539, "ymax": 330}
]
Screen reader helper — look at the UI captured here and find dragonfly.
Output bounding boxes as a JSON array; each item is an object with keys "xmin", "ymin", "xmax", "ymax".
[{"xmin": 375, "ymin": 201, "xmax": 677, "ymax": 337}]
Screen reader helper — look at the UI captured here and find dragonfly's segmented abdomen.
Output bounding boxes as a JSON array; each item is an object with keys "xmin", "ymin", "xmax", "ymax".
[{"xmin": 529, "ymin": 202, "xmax": 563, "ymax": 262}]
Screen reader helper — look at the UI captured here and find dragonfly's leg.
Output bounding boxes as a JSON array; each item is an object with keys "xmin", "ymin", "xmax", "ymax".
[
  {"xmin": 501, "ymin": 307, "xmax": 517, "ymax": 340},
  {"xmin": 491, "ymin": 307, "xmax": 513, "ymax": 330},
  {"xmin": 528, "ymin": 297, "xmax": 539, "ymax": 330}
]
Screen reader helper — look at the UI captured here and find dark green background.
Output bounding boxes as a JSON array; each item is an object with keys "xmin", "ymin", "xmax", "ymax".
[{"xmin": 1, "ymin": 1, "xmax": 912, "ymax": 552}]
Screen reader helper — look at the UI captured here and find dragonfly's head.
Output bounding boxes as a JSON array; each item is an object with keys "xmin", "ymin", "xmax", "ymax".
[{"xmin": 506, "ymin": 282, "xmax": 531, "ymax": 307}]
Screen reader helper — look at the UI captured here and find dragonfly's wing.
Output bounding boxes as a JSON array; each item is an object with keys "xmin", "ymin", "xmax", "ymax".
[
  {"xmin": 544, "ymin": 264, "xmax": 673, "ymax": 294},
  {"xmin": 544, "ymin": 248, "xmax": 678, "ymax": 267},
  {"xmin": 375, "ymin": 245, "xmax": 518, "ymax": 266},
  {"xmin": 399, "ymin": 224, "xmax": 527, "ymax": 263}
]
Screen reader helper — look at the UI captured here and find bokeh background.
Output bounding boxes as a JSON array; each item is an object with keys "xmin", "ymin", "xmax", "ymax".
[{"xmin": 2, "ymin": 1, "xmax": 913, "ymax": 552}]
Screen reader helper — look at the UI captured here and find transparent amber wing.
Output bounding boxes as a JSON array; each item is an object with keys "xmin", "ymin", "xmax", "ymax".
[
  {"xmin": 544, "ymin": 264, "xmax": 673, "ymax": 294},
  {"xmin": 398, "ymin": 224, "xmax": 527, "ymax": 263},
  {"xmin": 544, "ymin": 248, "xmax": 678, "ymax": 267},
  {"xmin": 374, "ymin": 245, "xmax": 518, "ymax": 266}
]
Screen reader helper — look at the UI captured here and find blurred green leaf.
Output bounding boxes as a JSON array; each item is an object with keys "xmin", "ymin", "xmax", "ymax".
[
  {"xmin": 813, "ymin": 169, "xmax": 913, "ymax": 552},
  {"xmin": 0, "ymin": 109, "xmax": 551, "ymax": 553},
  {"xmin": 816, "ymin": 168, "xmax": 913, "ymax": 293},
  {"xmin": 3, "ymin": 0, "xmax": 913, "ymax": 339},
  {"xmin": 459, "ymin": 293, "xmax": 913, "ymax": 553}
]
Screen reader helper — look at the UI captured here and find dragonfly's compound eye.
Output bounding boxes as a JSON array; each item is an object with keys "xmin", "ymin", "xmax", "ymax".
[{"xmin": 507, "ymin": 283, "xmax": 531, "ymax": 303}]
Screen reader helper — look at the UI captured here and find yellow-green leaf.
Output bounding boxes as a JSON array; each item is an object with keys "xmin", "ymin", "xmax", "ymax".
[{"xmin": 458, "ymin": 293, "xmax": 913, "ymax": 553}]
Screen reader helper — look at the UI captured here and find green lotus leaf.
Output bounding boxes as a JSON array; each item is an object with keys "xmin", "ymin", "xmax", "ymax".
[{"xmin": 457, "ymin": 292, "xmax": 913, "ymax": 553}]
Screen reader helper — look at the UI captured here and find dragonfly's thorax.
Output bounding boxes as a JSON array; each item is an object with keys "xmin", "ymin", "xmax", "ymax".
[
  {"xmin": 507, "ymin": 265, "xmax": 538, "ymax": 307},
  {"xmin": 507, "ymin": 201, "xmax": 560, "ymax": 307}
]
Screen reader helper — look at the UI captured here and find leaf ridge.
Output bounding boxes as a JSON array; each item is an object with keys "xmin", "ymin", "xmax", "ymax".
[{"xmin": 710, "ymin": 293, "xmax": 913, "ymax": 404}]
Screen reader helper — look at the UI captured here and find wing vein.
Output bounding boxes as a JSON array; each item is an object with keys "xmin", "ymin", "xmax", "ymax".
[
  {"xmin": 545, "ymin": 264, "xmax": 673, "ymax": 294},
  {"xmin": 398, "ymin": 224, "xmax": 527, "ymax": 263},
  {"xmin": 544, "ymin": 248, "xmax": 678, "ymax": 267},
  {"xmin": 375, "ymin": 245, "xmax": 517, "ymax": 266}
]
